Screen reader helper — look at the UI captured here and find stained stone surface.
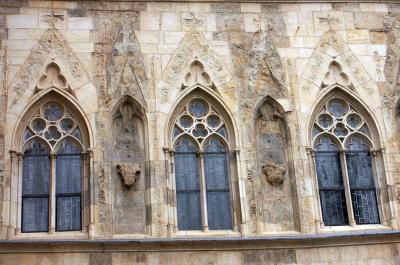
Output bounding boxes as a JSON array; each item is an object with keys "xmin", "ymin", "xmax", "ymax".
[{"xmin": 0, "ymin": 1, "xmax": 399, "ymax": 264}]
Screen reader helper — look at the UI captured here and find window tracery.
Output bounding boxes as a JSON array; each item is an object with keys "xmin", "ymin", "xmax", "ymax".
[
  {"xmin": 172, "ymin": 96, "xmax": 232, "ymax": 231},
  {"xmin": 173, "ymin": 97, "xmax": 228, "ymax": 146},
  {"xmin": 312, "ymin": 96, "xmax": 379, "ymax": 227},
  {"xmin": 21, "ymin": 100, "xmax": 85, "ymax": 233}
]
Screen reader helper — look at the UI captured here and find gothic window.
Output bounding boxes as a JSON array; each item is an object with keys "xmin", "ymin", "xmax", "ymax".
[
  {"xmin": 21, "ymin": 100, "xmax": 85, "ymax": 233},
  {"xmin": 312, "ymin": 97, "xmax": 379, "ymax": 226},
  {"xmin": 173, "ymin": 97, "xmax": 232, "ymax": 231}
]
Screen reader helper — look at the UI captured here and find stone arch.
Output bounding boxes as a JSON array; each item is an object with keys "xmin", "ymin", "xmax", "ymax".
[
  {"xmin": 12, "ymin": 88, "xmax": 93, "ymax": 151},
  {"xmin": 166, "ymin": 86, "xmax": 242, "ymax": 232},
  {"xmin": 253, "ymin": 96, "xmax": 299, "ymax": 232},
  {"xmin": 109, "ymin": 95, "xmax": 148, "ymax": 235},
  {"xmin": 9, "ymin": 88, "xmax": 92, "ymax": 236}
]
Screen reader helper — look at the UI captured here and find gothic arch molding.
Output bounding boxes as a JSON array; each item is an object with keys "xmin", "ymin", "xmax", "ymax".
[
  {"xmin": 307, "ymin": 85, "xmax": 383, "ymax": 149},
  {"xmin": 12, "ymin": 87, "xmax": 93, "ymax": 151}
]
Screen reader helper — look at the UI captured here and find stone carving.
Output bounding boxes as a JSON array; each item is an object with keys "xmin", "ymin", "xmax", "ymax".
[
  {"xmin": 36, "ymin": 63, "xmax": 73, "ymax": 94},
  {"xmin": 10, "ymin": 28, "xmax": 86, "ymax": 106},
  {"xmin": 262, "ymin": 162, "xmax": 286, "ymax": 186},
  {"xmin": 182, "ymin": 59, "xmax": 215, "ymax": 90},
  {"xmin": 383, "ymin": 16, "xmax": 400, "ymax": 106},
  {"xmin": 321, "ymin": 61, "xmax": 353, "ymax": 89},
  {"xmin": 258, "ymin": 101, "xmax": 284, "ymax": 121},
  {"xmin": 42, "ymin": 11, "xmax": 64, "ymax": 29},
  {"xmin": 161, "ymin": 31, "xmax": 236, "ymax": 103},
  {"xmin": 97, "ymin": 165, "xmax": 107, "ymax": 223},
  {"xmin": 116, "ymin": 164, "xmax": 141, "ymax": 189},
  {"xmin": 249, "ymin": 30, "xmax": 287, "ymax": 98}
]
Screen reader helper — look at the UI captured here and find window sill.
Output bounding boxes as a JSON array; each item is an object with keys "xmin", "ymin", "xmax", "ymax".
[
  {"xmin": 12, "ymin": 230, "xmax": 88, "ymax": 240},
  {"xmin": 174, "ymin": 230, "xmax": 241, "ymax": 237},
  {"xmin": 320, "ymin": 224, "xmax": 391, "ymax": 234}
]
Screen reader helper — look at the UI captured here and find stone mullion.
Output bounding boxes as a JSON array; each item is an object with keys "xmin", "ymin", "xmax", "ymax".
[
  {"xmin": 49, "ymin": 152, "xmax": 56, "ymax": 233},
  {"xmin": 164, "ymin": 148, "xmax": 175, "ymax": 236},
  {"xmin": 198, "ymin": 151, "xmax": 208, "ymax": 232},
  {"xmin": 340, "ymin": 150, "xmax": 356, "ymax": 227}
]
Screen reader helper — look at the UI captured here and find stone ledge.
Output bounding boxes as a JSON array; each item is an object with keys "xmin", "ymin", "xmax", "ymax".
[{"xmin": 0, "ymin": 230, "xmax": 399, "ymax": 253}]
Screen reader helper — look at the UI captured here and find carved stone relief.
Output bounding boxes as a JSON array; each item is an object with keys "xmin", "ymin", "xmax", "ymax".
[
  {"xmin": 248, "ymin": 30, "xmax": 287, "ymax": 98},
  {"xmin": 321, "ymin": 61, "xmax": 353, "ymax": 89},
  {"xmin": 9, "ymin": 27, "xmax": 87, "ymax": 107},
  {"xmin": 181, "ymin": 59, "xmax": 215, "ymax": 90},
  {"xmin": 256, "ymin": 100, "xmax": 295, "ymax": 232},
  {"xmin": 161, "ymin": 31, "xmax": 236, "ymax": 104},
  {"xmin": 262, "ymin": 162, "xmax": 286, "ymax": 186},
  {"xmin": 116, "ymin": 164, "xmax": 141, "ymax": 189},
  {"xmin": 111, "ymin": 100, "xmax": 146, "ymax": 234}
]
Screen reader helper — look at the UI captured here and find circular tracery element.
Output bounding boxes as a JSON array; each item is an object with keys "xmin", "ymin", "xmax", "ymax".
[
  {"xmin": 174, "ymin": 97, "xmax": 228, "ymax": 146},
  {"xmin": 312, "ymin": 97, "xmax": 372, "ymax": 146},
  {"xmin": 23, "ymin": 100, "xmax": 83, "ymax": 150}
]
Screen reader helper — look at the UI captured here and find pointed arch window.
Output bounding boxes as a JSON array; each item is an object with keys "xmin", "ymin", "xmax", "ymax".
[
  {"xmin": 21, "ymin": 100, "xmax": 86, "ymax": 233},
  {"xmin": 173, "ymin": 97, "xmax": 232, "ymax": 231},
  {"xmin": 312, "ymin": 97, "xmax": 380, "ymax": 226}
]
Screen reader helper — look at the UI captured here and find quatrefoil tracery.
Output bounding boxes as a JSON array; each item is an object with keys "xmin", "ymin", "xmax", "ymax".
[
  {"xmin": 23, "ymin": 100, "xmax": 83, "ymax": 151},
  {"xmin": 312, "ymin": 97, "xmax": 371, "ymax": 148},
  {"xmin": 173, "ymin": 97, "xmax": 228, "ymax": 148}
]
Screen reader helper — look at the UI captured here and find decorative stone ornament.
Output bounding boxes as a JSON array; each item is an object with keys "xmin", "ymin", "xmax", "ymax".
[
  {"xmin": 262, "ymin": 162, "xmax": 286, "ymax": 186},
  {"xmin": 116, "ymin": 164, "xmax": 141, "ymax": 189},
  {"xmin": 181, "ymin": 60, "xmax": 216, "ymax": 90},
  {"xmin": 321, "ymin": 61, "xmax": 353, "ymax": 89}
]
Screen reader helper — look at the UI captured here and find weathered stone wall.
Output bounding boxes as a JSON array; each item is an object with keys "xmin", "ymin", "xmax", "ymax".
[{"xmin": 0, "ymin": 0, "xmax": 400, "ymax": 263}]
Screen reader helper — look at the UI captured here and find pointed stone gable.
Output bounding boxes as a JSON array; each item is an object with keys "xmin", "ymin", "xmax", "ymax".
[{"xmin": 8, "ymin": 29, "xmax": 91, "ymax": 107}]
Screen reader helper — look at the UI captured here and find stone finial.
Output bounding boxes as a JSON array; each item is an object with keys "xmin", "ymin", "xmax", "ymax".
[
  {"xmin": 262, "ymin": 162, "xmax": 286, "ymax": 186},
  {"xmin": 116, "ymin": 164, "xmax": 141, "ymax": 189}
]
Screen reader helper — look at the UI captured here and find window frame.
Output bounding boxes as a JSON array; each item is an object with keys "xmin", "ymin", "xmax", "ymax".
[
  {"xmin": 13, "ymin": 96, "xmax": 90, "ymax": 237},
  {"xmin": 168, "ymin": 93, "xmax": 238, "ymax": 235},
  {"xmin": 310, "ymin": 94, "xmax": 384, "ymax": 229}
]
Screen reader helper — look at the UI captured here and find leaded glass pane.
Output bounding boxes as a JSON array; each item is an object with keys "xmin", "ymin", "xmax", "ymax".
[
  {"xmin": 346, "ymin": 136, "xmax": 379, "ymax": 224},
  {"xmin": 314, "ymin": 137, "xmax": 348, "ymax": 226},
  {"xmin": 43, "ymin": 102, "xmax": 64, "ymax": 121},
  {"xmin": 327, "ymin": 98, "xmax": 348, "ymax": 117},
  {"xmin": 22, "ymin": 141, "xmax": 50, "ymax": 195},
  {"xmin": 204, "ymin": 137, "xmax": 232, "ymax": 230},
  {"xmin": 175, "ymin": 137, "xmax": 201, "ymax": 230},
  {"xmin": 189, "ymin": 98, "xmax": 209, "ymax": 118},
  {"xmin": 56, "ymin": 196, "xmax": 81, "ymax": 231},
  {"xmin": 56, "ymin": 139, "xmax": 82, "ymax": 231},
  {"xmin": 22, "ymin": 197, "xmax": 48, "ymax": 232}
]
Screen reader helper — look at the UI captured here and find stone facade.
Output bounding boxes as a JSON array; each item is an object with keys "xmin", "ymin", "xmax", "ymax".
[{"xmin": 0, "ymin": 0, "xmax": 400, "ymax": 264}]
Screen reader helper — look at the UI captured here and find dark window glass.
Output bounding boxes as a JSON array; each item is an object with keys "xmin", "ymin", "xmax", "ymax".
[
  {"xmin": 204, "ymin": 137, "xmax": 232, "ymax": 230},
  {"xmin": 175, "ymin": 136, "xmax": 202, "ymax": 230},
  {"xmin": 314, "ymin": 136, "xmax": 348, "ymax": 226},
  {"xmin": 22, "ymin": 140, "xmax": 50, "ymax": 232},
  {"xmin": 346, "ymin": 136, "xmax": 380, "ymax": 224},
  {"xmin": 56, "ymin": 139, "xmax": 82, "ymax": 231}
]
